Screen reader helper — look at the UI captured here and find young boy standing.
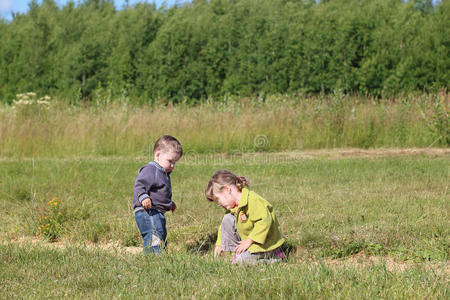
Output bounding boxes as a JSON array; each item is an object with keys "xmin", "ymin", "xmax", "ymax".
[{"xmin": 133, "ymin": 135, "xmax": 183, "ymax": 253}]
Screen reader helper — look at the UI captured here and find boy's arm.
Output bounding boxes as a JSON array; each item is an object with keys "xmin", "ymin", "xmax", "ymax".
[
  {"xmin": 141, "ymin": 198, "xmax": 152, "ymax": 210},
  {"xmin": 133, "ymin": 165, "xmax": 156, "ymax": 208}
]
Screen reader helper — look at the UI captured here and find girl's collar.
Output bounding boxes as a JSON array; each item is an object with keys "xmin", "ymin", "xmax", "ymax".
[{"xmin": 237, "ymin": 188, "xmax": 249, "ymax": 209}]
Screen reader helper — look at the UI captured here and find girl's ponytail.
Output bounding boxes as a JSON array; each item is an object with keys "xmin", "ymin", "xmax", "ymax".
[{"xmin": 236, "ymin": 176, "xmax": 249, "ymax": 191}]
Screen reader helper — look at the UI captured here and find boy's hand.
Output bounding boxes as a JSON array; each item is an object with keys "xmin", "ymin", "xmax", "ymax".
[
  {"xmin": 142, "ymin": 198, "xmax": 152, "ymax": 210},
  {"xmin": 214, "ymin": 245, "xmax": 223, "ymax": 257},
  {"xmin": 235, "ymin": 238, "xmax": 253, "ymax": 254},
  {"xmin": 171, "ymin": 201, "xmax": 177, "ymax": 212}
]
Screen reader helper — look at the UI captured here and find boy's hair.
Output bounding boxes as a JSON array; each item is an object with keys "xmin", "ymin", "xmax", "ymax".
[
  {"xmin": 153, "ymin": 135, "xmax": 183, "ymax": 157},
  {"xmin": 205, "ymin": 170, "xmax": 249, "ymax": 202}
]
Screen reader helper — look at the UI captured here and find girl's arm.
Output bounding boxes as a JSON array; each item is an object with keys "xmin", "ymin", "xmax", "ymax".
[
  {"xmin": 247, "ymin": 201, "xmax": 273, "ymax": 245},
  {"xmin": 235, "ymin": 238, "xmax": 253, "ymax": 254}
]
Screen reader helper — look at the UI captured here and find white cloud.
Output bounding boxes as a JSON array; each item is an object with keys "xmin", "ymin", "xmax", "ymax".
[{"xmin": 0, "ymin": 0, "xmax": 12, "ymax": 11}]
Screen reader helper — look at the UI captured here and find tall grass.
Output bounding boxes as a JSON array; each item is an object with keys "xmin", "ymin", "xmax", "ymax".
[{"xmin": 0, "ymin": 92, "xmax": 448, "ymax": 157}]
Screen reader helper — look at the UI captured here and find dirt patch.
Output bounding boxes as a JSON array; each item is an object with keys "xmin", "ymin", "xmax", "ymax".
[
  {"xmin": 273, "ymin": 148, "xmax": 450, "ymax": 159},
  {"xmin": 0, "ymin": 148, "xmax": 449, "ymax": 163},
  {"xmin": 2, "ymin": 236, "xmax": 142, "ymax": 255},
  {"xmin": 3, "ymin": 236, "xmax": 449, "ymax": 276},
  {"xmin": 326, "ymin": 253, "xmax": 449, "ymax": 276},
  {"xmin": 335, "ymin": 148, "xmax": 450, "ymax": 158}
]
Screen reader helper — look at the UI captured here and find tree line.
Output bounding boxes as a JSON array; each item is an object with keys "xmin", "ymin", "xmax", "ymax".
[{"xmin": 0, "ymin": 0, "xmax": 448, "ymax": 103}]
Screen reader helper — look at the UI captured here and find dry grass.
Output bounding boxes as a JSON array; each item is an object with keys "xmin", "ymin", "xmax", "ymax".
[{"xmin": 0, "ymin": 93, "xmax": 448, "ymax": 157}]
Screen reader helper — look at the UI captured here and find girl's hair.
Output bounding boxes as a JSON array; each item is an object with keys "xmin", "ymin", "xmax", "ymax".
[{"xmin": 205, "ymin": 170, "xmax": 249, "ymax": 202}]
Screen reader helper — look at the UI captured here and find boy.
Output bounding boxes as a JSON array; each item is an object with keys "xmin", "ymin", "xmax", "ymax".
[{"xmin": 133, "ymin": 135, "xmax": 182, "ymax": 253}]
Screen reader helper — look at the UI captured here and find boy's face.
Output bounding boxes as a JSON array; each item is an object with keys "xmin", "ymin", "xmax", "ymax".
[{"xmin": 154, "ymin": 151, "xmax": 180, "ymax": 173}]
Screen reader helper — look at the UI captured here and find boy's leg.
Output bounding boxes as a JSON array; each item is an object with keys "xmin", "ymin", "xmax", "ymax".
[
  {"xmin": 220, "ymin": 213, "xmax": 241, "ymax": 252},
  {"xmin": 135, "ymin": 209, "xmax": 167, "ymax": 253},
  {"xmin": 150, "ymin": 210, "xmax": 167, "ymax": 252}
]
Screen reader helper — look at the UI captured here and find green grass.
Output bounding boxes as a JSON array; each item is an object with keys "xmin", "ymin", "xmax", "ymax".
[
  {"xmin": 0, "ymin": 153, "xmax": 448, "ymax": 260},
  {"xmin": 0, "ymin": 244, "xmax": 448, "ymax": 299},
  {"xmin": 0, "ymin": 152, "xmax": 448, "ymax": 298}
]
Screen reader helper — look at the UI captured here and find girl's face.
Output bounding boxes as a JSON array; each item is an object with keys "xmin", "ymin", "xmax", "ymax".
[{"xmin": 215, "ymin": 185, "xmax": 239, "ymax": 210}]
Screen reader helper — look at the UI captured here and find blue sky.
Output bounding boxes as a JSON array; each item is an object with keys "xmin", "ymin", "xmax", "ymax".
[{"xmin": 0, "ymin": 0, "xmax": 183, "ymax": 20}]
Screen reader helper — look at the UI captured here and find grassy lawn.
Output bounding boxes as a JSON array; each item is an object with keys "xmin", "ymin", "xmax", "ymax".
[
  {"xmin": 1, "ymin": 244, "xmax": 447, "ymax": 299},
  {"xmin": 0, "ymin": 151, "xmax": 448, "ymax": 298}
]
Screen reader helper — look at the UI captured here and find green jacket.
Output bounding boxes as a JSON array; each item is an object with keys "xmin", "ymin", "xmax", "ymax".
[{"xmin": 216, "ymin": 188, "xmax": 285, "ymax": 253}]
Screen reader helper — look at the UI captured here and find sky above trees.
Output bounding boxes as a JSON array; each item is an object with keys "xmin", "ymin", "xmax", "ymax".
[
  {"xmin": 0, "ymin": 0, "xmax": 183, "ymax": 20},
  {"xmin": 1, "ymin": 0, "xmax": 442, "ymax": 20}
]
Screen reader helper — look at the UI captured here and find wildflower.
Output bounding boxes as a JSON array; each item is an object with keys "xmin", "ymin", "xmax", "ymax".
[{"xmin": 37, "ymin": 100, "xmax": 50, "ymax": 106}]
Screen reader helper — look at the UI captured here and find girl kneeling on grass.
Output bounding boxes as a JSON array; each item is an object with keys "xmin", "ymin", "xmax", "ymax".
[{"xmin": 205, "ymin": 170, "xmax": 285, "ymax": 264}]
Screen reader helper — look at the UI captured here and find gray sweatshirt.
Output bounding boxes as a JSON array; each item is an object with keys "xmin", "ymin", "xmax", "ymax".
[{"xmin": 133, "ymin": 161, "xmax": 173, "ymax": 214}]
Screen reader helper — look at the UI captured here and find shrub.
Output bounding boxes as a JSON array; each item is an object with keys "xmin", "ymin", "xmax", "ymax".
[{"xmin": 36, "ymin": 197, "xmax": 67, "ymax": 242}]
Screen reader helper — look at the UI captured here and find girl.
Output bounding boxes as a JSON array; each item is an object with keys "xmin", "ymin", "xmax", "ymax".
[{"xmin": 205, "ymin": 170, "xmax": 285, "ymax": 264}]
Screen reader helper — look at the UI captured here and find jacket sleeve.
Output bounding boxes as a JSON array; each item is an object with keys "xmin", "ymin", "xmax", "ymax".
[
  {"xmin": 247, "ymin": 199, "xmax": 273, "ymax": 245},
  {"xmin": 216, "ymin": 208, "xmax": 233, "ymax": 247},
  {"xmin": 215, "ymin": 224, "xmax": 222, "ymax": 246},
  {"xmin": 133, "ymin": 165, "xmax": 156, "ymax": 204}
]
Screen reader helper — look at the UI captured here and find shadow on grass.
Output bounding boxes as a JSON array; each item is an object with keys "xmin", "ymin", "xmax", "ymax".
[
  {"xmin": 186, "ymin": 232, "xmax": 298, "ymax": 260},
  {"xmin": 281, "ymin": 239, "xmax": 297, "ymax": 259},
  {"xmin": 186, "ymin": 231, "xmax": 218, "ymax": 255}
]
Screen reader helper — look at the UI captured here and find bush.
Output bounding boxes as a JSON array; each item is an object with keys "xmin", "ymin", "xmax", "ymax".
[{"xmin": 36, "ymin": 197, "xmax": 67, "ymax": 242}]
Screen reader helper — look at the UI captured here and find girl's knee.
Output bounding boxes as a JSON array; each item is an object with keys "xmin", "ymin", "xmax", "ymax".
[{"xmin": 221, "ymin": 213, "xmax": 235, "ymax": 229}]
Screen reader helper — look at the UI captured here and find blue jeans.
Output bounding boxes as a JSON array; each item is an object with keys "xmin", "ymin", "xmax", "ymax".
[{"xmin": 135, "ymin": 209, "xmax": 167, "ymax": 254}]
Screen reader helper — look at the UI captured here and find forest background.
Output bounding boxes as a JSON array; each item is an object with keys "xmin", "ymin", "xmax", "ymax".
[{"xmin": 0, "ymin": 0, "xmax": 448, "ymax": 103}]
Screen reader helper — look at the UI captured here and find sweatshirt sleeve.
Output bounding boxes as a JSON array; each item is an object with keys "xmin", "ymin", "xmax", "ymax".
[
  {"xmin": 247, "ymin": 199, "xmax": 273, "ymax": 245},
  {"xmin": 133, "ymin": 165, "xmax": 156, "ymax": 204}
]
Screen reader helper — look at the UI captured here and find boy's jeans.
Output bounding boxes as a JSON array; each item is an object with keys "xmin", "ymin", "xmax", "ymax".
[{"xmin": 135, "ymin": 209, "xmax": 167, "ymax": 253}]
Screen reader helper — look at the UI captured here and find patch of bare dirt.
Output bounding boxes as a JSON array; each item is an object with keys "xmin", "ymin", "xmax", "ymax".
[
  {"xmin": 276, "ymin": 148, "xmax": 450, "ymax": 159},
  {"xmin": 3, "ymin": 236, "xmax": 449, "ymax": 277},
  {"xmin": 0, "ymin": 148, "xmax": 448, "ymax": 163},
  {"xmin": 2, "ymin": 236, "xmax": 141, "ymax": 255},
  {"xmin": 286, "ymin": 247, "xmax": 449, "ymax": 276},
  {"xmin": 326, "ymin": 253, "xmax": 450, "ymax": 276}
]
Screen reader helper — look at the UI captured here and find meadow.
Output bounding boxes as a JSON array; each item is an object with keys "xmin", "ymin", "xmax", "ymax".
[
  {"xmin": 0, "ymin": 92, "xmax": 448, "ymax": 157},
  {"xmin": 0, "ymin": 95, "xmax": 449, "ymax": 298},
  {"xmin": 1, "ymin": 151, "xmax": 449, "ymax": 298}
]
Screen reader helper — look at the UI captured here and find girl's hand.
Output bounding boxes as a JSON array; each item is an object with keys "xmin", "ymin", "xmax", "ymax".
[
  {"xmin": 235, "ymin": 238, "xmax": 253, "ymax": 254},
  {"xmin": 214, "ymin": 245, "xmax": 222, "ymax": 257}
]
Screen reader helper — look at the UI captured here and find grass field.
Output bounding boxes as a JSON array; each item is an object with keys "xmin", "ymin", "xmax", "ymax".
[
  {"xmin": 1, "ymin": 93, "xmax": 448, "ymax": 157},
  {"xmin": 1, "ymin": 150, "xmax": 448, "ymax": 298},
  {"xmin": 0, "ymin": 244, "xmax": 447, "ymax": 299}
]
